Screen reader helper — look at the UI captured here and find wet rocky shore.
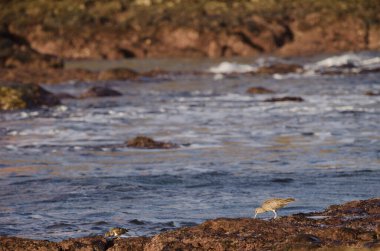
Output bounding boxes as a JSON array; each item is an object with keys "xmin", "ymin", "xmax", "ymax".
[{"xmin": 1, "ymin": 198, "xmax": 379, "ymax": 251}]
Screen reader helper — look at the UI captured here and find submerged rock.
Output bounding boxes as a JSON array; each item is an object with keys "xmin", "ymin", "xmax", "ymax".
[
  {"xmin": 126, "ymin": 136, "xmax": 179, "ymax": 149},
  {"xmin": 365, "ymin": 91, "xmax": 380, "ymax": 96},
  {"xmin": 246, "ymin": 86, "xmax": 275, "ymax": 94},
  {"xmin": 264, "ymin": 96, "xmax": 304, "ymax": 102},
  {"xmin": 54, "ymin": 92, "xmax": 76, "ymax": 99},
  {"xmin": 256, "ymin": 64, "xmax": 303, "ymax": 74},
  {"xmin": 80, "ymin": 86, "xmax": 123, "ymax": 98},
  {"xmin": 0, "ymin": 83, "xmax": 60, "ymax": 111}
]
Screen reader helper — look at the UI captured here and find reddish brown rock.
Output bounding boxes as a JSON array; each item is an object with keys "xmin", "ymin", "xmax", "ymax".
[
  {"xmin": 59, "ymin": 236, "xmax": 107, "ymax": 251},
  {"xmin": 0, "ymin": 237, "xmax": 60, "ymax": 251},
  {"xmin": 2, "ymin": 2, "xmax": 380, "ymax": 60},
  {"xmin": 246, "ymin": 86, "xmax": 275, "ymax": 94},
  {"xmin": 0, "ymin": 25, "xmax": 62, "ymax": 69},
  {"xmin": 278, "ymin": 16, "xmax": 369, "ymax": 56},
  {"xmin": 107, "ymin": 237, "xmax": 149, "ymax": 251},
  {"xmin": 126, "ymin": 136, "xmax": 179, "ymax": 149}
]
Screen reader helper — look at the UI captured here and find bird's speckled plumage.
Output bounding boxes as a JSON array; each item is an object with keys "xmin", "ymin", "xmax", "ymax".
[
  {"xmin": 254, "ymin": 198, "xmax": 295, "ymax": 219},
  {"xmin": 104, "ymin": 227, "xmax": 129, "ymax": 238}
]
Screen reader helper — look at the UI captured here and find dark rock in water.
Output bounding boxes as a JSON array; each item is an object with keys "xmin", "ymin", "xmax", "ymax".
[
  {"xmin": 256, "ymin": 64, "xmax": 303, "ymax": 74},
  {"xmin": 264, "ymin": 96, "xmax": 304, "ymax": 102},
  {"xmin": 301, "ymin": 132, "xmax": 315, "ymax": 136},
  {"xmin": 365, "ymin": 91, "xmax": 380, "ymax": 96},
  {"xmin": 0, "ymin": 83, "xmax": 61, "ymax": 111},
  {"xmin": 129, "ymin": 219, "xmax": 145, "ymax": 225},
  {"xmin": 98, "ymin": 68, "xmax": 139, "ymax": 81},
  {"xmin": 0, "ymin": 198, "xmax": 380, "ymax": 250},
  {"xmin": 271, "ymin": 178, "xmax": 294, "ymax": 183},
  {"xmin": 246, "ymin": 86, "xmax": 275, "ymax": 94},
  {"xmin": 126, "ymin": 136, "xmax": 179, "ymax": 149},
  {"xmin": 80, "ymin": 86, "xmax": 122, "ymax": 98},
  {"xmin": 359, "ymin": 67, "xmax": 380, "ymax": 74},
  {"xmin": 55, "ymin": 92, "xmax": 76, "ymax": 99},
  {"xmin": 0, "ymin": 25, "xmax": 63, "ymax": 69}
]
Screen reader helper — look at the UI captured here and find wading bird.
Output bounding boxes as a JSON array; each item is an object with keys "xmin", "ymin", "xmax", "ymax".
[{"xmin": 254, "ymin": 198, "xmax": 295, "ymax": 219}]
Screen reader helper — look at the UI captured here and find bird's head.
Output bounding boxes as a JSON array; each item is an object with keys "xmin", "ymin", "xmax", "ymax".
[{"xmin": 254, "ymin": 207, "xmax": 265, "ymax": 218}]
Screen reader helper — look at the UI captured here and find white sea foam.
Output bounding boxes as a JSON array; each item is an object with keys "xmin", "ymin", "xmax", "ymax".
[
  {"xmin": 304, "ymin": 52, "xmax": 380, "ymax": 74},
  {"xmin": 208, "ymin": 62, "xmax": 255, "ymax": 74}
]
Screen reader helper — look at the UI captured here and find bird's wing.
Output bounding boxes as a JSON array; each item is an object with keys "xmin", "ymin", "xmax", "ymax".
[{"xmin": 262, "ymin": 198, "xmax": 295, "ymax": 209}]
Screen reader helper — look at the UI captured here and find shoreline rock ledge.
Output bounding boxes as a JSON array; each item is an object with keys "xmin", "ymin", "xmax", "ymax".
[{"xmin": 0, "ymin": 198, "xmax": 379, "ymax": 251}]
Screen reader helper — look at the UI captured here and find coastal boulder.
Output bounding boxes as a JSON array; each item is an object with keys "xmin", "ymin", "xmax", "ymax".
[{"xmin": 0, "ymin": 83, "xmax": 60, "ymax": 111}]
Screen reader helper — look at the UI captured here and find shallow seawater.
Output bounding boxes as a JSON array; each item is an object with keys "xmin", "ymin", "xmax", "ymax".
[{"xmin": 0, "ymin": 52, "xmax": 379, "ymax": 241}]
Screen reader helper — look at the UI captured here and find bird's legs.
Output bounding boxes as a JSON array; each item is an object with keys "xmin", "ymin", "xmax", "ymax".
[{"xmin": 272, "ymin": 210, "xmax": 277, "ymax": 219}]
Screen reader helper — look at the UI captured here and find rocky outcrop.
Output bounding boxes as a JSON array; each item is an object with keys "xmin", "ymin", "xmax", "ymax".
[
  {"xmin": 0, "ymin": 25, "xmax": 62, "ymax": 68},
  {"xmin": 0, "ymin": 83, "xmax": 60, "ymax": 111},
  {"xmin": 0, "ymin": 198, "xmax": 379, "ymax": 250},
  {"xmin": 1, "ymin": 1, "xmax": 379, "ymax": 60}
]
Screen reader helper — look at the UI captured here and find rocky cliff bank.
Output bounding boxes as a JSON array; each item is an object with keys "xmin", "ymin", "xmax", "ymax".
[
  {"xmin": 1, "ymin": 0, "xmax": 380, "ymax": 61},
  {"xmin": 1, "ymin": 198, "xmax": 379, "ymax": 251}
]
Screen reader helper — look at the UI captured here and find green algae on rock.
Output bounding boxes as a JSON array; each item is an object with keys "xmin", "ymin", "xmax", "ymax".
[{"xmin": 0, "ymin": 83, "xmax": 60, "ymax": 111}]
